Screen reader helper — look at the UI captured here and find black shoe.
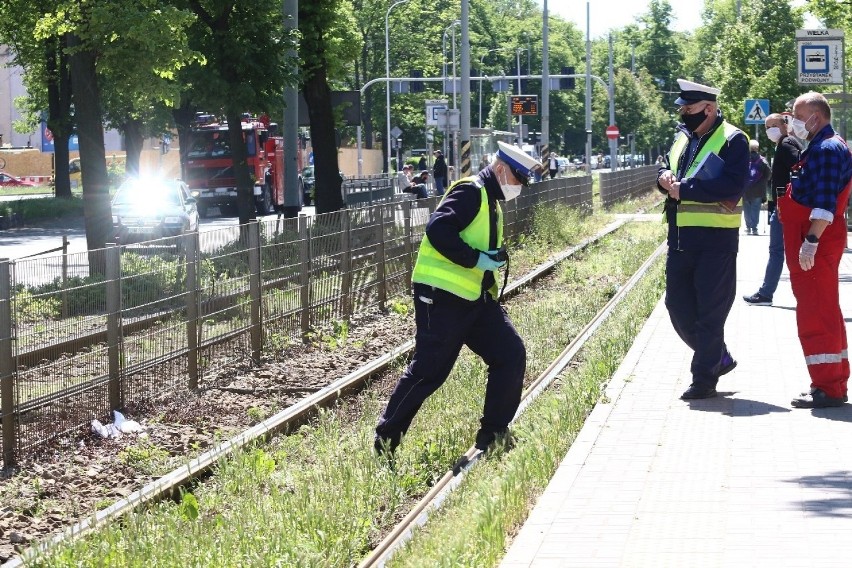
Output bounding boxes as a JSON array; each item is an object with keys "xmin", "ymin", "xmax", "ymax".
[
  {"xmin": 681, "ymin": 384, "xmax": 718, "ymax": 399},
  {"xmin": 743, "ymin": 292, "xmax": 772, "ymax": 306},
  {"xmin": 799, "ymin": 391, "xmax": 848, "ymax": 402},
  {"xmin": 792, "ymin": 388, "xmax": 846, "ymax": 408},
  {"xmin": 474, "ymin": 428, "xmax": 515, "ymax": 452},
  {"xmin": 718, "ymin": 352, "xmax": 738, "ymax": 376},
  {"xmin": 374, "ymin": 435, "xmax": 399, "ymax": 456}
]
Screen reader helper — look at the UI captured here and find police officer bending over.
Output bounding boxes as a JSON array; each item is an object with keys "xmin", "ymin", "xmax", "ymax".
[
  {"xmin": 375, "ymin": 142, "xmax": 540, "ymax": 454},
  {"xmin": 657, "ymin": 79, "xmax": 748, "ymax": 400}
]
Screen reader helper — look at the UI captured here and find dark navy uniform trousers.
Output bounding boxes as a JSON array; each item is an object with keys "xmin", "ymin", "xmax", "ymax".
[
  {"xmin": 665, "ymin": 249, "xmax": 736, "ymax": 388},
  {"xmin": 375, "ymin": 283, "xmax": 526, "ymax": 450}
]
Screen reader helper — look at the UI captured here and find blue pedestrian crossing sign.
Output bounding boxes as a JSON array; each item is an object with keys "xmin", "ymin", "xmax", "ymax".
[{"xmin": 744, "ymin": 99, "xmax": 770, "ymax": 125}]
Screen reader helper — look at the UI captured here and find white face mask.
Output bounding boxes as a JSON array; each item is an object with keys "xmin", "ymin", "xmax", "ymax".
[
  {"xmin": 502, "ymin": 184, "xmax": 522, "ymax": 201},
  {"xmin": 790, "ymin": 116, "xmax": 813, "ymax": 140},
  {"xmin": 766, "ymin": 126, "xmax": 782, "ymax": 143},
  {"xmin": 498, "ymin": 167, "xmax": 523, "ymax": 201}
]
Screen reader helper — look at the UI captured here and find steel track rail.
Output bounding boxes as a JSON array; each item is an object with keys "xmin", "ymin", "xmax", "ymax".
[
  {"xmin": 2, "ymin": 218, "xmax": 636, "ymax": 568},
  {"xmin": 358, "ymin": 241, "xmax": 666, "ymax": 568}
]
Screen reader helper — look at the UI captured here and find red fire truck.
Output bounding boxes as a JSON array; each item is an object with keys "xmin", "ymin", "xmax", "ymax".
[{"xmin": 182, "ymin": 115, "xmax": 305, "ymax": 217}]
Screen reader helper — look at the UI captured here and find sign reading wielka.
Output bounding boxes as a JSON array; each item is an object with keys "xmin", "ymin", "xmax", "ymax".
[{"xmin": 796, "ymin": 29, "xmax": 845, "ymax": 86}]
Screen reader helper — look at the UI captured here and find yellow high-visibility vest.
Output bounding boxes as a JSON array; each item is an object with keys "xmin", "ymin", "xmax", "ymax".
[
  {"xmin": 412, "ymin": 178, "xmax": 503, "ymax": 300},
  {"xmin": 668, "ymin": 121, "xmax": 744, "ymax": 228}
]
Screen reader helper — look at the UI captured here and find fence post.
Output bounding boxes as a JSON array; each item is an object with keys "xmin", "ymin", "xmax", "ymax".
[
  {"xmin": 106, "ymin": 243, "xmax": 122, "ymax": 411},
  {"xmin": 185, "ymin": 231, "xmax": 199, "ymax": 389},
  {"xmin": 377, "ymin": 204, "xmax": 387, "ymax": 310},
  {"xmin": 340, "ymin": 212, "xmax": 352, "ymax": 321},
  {"xmin": 0, "ymin": 259, "xmax": 16, "ymax": 468},
  {"xmin": 61, "ymin": 235, "xmax": 69, "ymax": 319},
  {"xmin": 403, "ymin": 199, "xmax": 413, "ymax": 288},
  {"xmin": 248, "ymin": 221, "xmax": 262, "ymax": 362},
  {"xmin": 298, "ymin": 215, "xmax": 311, "ymax": 337}
]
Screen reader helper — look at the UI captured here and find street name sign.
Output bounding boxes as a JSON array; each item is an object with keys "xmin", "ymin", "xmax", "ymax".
[
  {"xmin": 425, "ymin": 100, "xmax": 449, "ymax": 126},
  {"xmin": 796, "ymin": 29, "xmax": 845, "ymax": 85}
]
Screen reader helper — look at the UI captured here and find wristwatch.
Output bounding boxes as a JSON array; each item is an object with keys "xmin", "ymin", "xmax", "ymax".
[{"xmin": 805, "ymin": 234, "xmax": 819, "ymax": 243}]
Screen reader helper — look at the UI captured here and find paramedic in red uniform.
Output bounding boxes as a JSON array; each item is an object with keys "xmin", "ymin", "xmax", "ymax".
[
  {"xmin": 780, "ymin": 92, "xmax": 852, "ymax": 408},
  {"xmin": 657, "ymin": 79, "xmax": 749, "ymax": 400}
]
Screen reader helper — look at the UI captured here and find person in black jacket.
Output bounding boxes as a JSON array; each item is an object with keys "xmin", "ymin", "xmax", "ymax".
[
  {"xmin": 742, "ymin": 139, "xmax": 770, "ymax": 235},
  {"xmin": 657, "ymin": 79, "xmax": 749, "ymax": 400},
  {"xmin": 432, "ymin": 150, "xmax": 448, "ymax": 196},
  {"xmin": 375, "ymin": 142, "xmax": 541, "ymax": 455},
  {"xmin": 742, "ymin": 113, "xmax": 802, "ymax": 306}
]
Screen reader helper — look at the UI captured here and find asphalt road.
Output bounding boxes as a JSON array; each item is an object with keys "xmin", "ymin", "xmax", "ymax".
[{"xmin": 0, "ymin": 206, "xmax": 315, "ymax": 261}]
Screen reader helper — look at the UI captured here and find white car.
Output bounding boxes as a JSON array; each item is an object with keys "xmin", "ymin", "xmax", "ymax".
[{"xmin": 111, "ymin": 178, "xmax": 199, "ymax": 246}]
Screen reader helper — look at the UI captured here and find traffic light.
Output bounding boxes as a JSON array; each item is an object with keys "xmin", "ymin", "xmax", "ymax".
[
  {"xmin": 560, "ymin": 66, "xmax": 575, "ymax": 90},
  {"xmin": 410, "ymin": 69, "xmax": 424, "ymax": 93}
]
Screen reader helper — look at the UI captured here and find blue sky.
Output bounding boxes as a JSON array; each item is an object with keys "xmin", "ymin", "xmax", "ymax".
[
  {"xmin": 544, "ymin": 0, "xmax": 817, "ymax": 40},
  {"xmin": 546, "ymin": 0, "xmax": 701, "ymax": 38}
]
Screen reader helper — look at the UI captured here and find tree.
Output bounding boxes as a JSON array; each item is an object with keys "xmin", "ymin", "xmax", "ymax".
[
  {"xmin": 697, "ymin": 0, "xmax": 804, "ymax": 131},
  {"xmin": 0, "ymin": 1, "xmax": 75, "ymax": 199},
  {"xmin": 299, "ymin": 0, "xmax": 359, "ymax": 214},
  {"xmin": 634, "ymin": 0, "xmax": 683, "ymax": 101},
  {"xmin": 177, "ymin": 0, "xmax": 297, "ymax": 224},
  {"xmin": 19, "ymin": 0, "xmax": 199, "ymax": 262}
]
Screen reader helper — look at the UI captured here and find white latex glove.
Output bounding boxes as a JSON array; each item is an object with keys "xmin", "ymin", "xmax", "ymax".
[{"xmin": 799, "ymin": 239, "xmax": 818, "ymax": 271}]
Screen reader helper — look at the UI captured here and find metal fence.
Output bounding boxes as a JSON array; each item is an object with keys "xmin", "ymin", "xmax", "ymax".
[
  {"xmin": 0, "ymin": 175, "xmax": 597, "ymax": 467},
  {"xmin": 598, "ymin": 165, "xmax": 660, "ymax": 209}
]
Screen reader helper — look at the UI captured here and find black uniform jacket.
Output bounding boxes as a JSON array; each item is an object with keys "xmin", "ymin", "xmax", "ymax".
[
  {"xmin": 657, "ymin": 115, "xmax": 749, "ymax": 252},
  {"xmin": 420, "ymin": 168, "xmax": 505, "ymax": 296}
]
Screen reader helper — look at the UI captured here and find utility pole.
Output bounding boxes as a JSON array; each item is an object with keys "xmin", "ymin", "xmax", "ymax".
[
  {"xmin": 460, "ymin": 0, "xmax": 471, "ymax": 176},
  {"xmin": 608, "ymin": 34, "xmax": 616, "ymax": 172},
  {"xmin": 541, "ymin": 0, "xmax": 550, "ymax": 160},
  {"xmin": 584, "ymin": 1, "xmax": 592, "ymax": 174}
]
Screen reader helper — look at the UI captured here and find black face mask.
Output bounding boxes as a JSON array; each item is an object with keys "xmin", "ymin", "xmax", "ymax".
[{"xmin": 681, "ymin": 109, "xmax": 707, "ymax": 132}]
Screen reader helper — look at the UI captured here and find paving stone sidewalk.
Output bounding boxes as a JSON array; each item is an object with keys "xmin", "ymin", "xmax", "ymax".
[{"xmin": 501, "ymin": 229, "xmax": 852, "ymax": 568}]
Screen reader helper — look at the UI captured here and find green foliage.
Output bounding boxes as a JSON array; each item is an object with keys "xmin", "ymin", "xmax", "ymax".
[
  {"xmin": 682, "ymin": 0, "xmax": 805, "ymax": 133},
  {"xmin": 247, "ymin": 406, "xmax": 267, "ymax": 424},
  {"xmin": 26, "ymin": 252, "xmax": 184, "ymax": 318},
  {"xmin": 389, "ymin": 298, "xmax": 410, "ymax": 317},
  {"xmin": 13, "ymin": 288, "xmax": 61, "ymax": 323},
  {"xmin": 0, "ymin": 196, "xmax": 85, "ymax": 223},
  {"xmin": 118, "ymin": 439, "xmax": 171, "ymax": 476},
  {"xmin": 178, "ymin": 491, "xmax": 199, "ymax": 522}
]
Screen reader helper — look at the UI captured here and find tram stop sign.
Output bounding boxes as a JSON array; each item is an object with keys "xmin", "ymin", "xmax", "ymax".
[{"xmin": 606, "ymin": 125, "xmax": 620, "ymax": 140}]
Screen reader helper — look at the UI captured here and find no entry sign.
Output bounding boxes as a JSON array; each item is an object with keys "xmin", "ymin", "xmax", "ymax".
[{"xmin": 606, "ymin": 125, "xmax": 619, "ymax": 140}]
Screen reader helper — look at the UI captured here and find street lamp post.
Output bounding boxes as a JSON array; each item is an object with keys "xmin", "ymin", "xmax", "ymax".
[
  {"xmin": 441, "ymin": 20, "xmax": 461, "ymax": 160},
  {"xmin": 516, "ymin": 46, "xmax": 529, "ymax": 144},
  {"xmin": 385, "ymin": 0, "xmax": 411, "ymax": 174}
]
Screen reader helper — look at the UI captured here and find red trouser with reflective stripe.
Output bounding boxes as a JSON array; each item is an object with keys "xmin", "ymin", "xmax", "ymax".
[{"xmin": 778, "ymin": 183, "xmax": 851, "ymax": 398}]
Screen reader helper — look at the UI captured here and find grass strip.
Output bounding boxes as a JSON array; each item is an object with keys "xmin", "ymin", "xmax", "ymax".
[
  {"xmin": 27, "ymin": 205, "xmax": 664, "ymax": 567},
  {"xmin": 386, "ymin": 242, "xmax": 666, "ymax": 567}
]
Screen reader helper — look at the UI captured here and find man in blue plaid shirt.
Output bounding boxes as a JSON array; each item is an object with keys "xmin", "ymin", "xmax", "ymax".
[{"xmin": 778, "ymin": 91, "xmax": 852, "ymax": 408}]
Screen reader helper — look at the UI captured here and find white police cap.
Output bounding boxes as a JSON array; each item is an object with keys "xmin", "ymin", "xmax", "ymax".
[
  {"xmin": 496, "ymin": 141, "xmax": 542, "ymax": 183},
  {"xmin": 674, "ymin": 79, "xmax": 720, "ymax": 106}
]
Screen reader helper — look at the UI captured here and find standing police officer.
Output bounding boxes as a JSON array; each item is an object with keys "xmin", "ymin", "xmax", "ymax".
[
  {"xmin": 375, "ymin": 142, "xmax": 540, "ymax": 453},
  {"xmin": 657, "ymin": 79, "xmax": 749, "ymax": 400}
]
